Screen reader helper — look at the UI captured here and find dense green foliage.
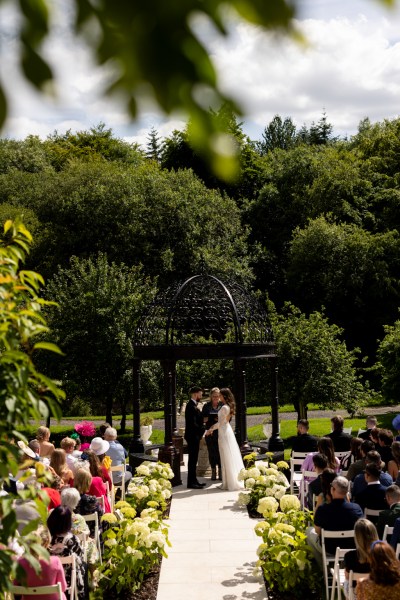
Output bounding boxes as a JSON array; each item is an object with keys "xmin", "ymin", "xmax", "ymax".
[
  {"xmin": 0, "ymin": 220, "xmax": 64, "ymax": 597},
  {"xmin": 2, "ymin": 111, "xmax": 400, "ymax": 414}
]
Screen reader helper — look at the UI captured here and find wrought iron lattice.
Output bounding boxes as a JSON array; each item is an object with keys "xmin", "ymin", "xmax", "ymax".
[{"xmin": 135, "ymin": 274, "xmax": 273, "ymax": 346}]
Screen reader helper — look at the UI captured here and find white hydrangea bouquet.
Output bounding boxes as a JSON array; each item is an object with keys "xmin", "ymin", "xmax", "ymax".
[
  {"xmin": 126, "ymin": 461, "xmax": 173, "ymax": 514},
  {"xmin": 254, "ymin": 494, "xmax": 320, "ymax": 598},
  {"xmin": 97, "ymin": 503, "xmax": 171, "ymax": 595},
  {"xmin": 237, "ymin": 458, "xmax": 289, "ymax": 516}
]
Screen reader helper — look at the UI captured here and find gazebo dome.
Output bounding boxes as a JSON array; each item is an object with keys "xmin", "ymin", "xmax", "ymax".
[{"xmin": 135, "ymin": 273, "xmax": 274, "ymax": 347}]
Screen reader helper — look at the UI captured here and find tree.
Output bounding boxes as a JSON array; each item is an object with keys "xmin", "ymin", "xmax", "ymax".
[
  {"xmin": 376, "ymin": 319, "xmax": 400, "ymax": 404},
  {"xmin": 0, "ymin": 220, "xmax": 64, "ymax": 596},
  {"xmin": 45, "ymin": 253, "xmax": 156, "ymax": 426},
  {"xmin": 308, "ymin": 111, "xmax": 335, "ymax": 145},
  {"xmin": 257, "ymin": 115, "xmax": 297, "ymax": 154},
  {"xmin": 271, "ymin": 302, "xmax": 372, "ymax": 420},
  {"xmin": 145, "ymin": 127, "xmax": 163, "ymax": 163},
  {"xmin": 287, "ymin": 217, "xmax": 400, "ymax": 361}
]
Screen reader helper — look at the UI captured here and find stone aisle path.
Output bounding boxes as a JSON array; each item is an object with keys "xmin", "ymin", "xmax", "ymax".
[{"xmin": 156, "ymin": 459, "xmax": 265, "ymax": 600}]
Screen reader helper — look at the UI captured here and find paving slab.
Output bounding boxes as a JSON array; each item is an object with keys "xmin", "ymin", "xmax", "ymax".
[{"xmin": 157, "ymin": 459, "xmax": 265, "ymax": 600}]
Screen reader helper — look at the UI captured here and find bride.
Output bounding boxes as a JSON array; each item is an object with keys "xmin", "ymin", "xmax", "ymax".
[{"xmin": 206, "ymin": 388, "xmax": 244, "ymax": 491}]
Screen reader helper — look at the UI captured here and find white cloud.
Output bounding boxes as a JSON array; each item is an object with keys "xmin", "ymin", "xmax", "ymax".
[{"xmin": 1, "ymin": 0, "xmax": 400, "ymax": 142}]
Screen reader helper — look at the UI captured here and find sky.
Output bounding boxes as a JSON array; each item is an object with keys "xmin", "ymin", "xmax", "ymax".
[{"xmin": 1, "ymin": 0, "xmax": 400, "ymax": 147}]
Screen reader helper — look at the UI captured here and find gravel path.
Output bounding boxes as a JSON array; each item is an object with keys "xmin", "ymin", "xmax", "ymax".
[{"xmin": 48, "ymin": 404, "xmax": 400, "ymax": 430}]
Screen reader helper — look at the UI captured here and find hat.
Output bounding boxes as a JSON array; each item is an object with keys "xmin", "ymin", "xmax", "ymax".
[
  {"xmin": 392, "ymin": 415, "xmax": 400, "ymax": 431},
  {"xmin": 89, "ymin": 437, "xmax": 109, "ymax": 456},
  {"xmin": 17, "ymin": 440, "xmax": 38, "ymax": 460}
]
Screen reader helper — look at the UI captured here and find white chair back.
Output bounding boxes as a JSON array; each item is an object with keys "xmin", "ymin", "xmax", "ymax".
[
  {"xmin": 343, "ymin": 427, "xmax": 352, "ymax": 435},
  {"xmin": 105, "ymin": 480, "xmax": 113, "ymax": 513},
  {"xmin": 10, "ymin": 584, "xmax": 63, "ymax": 598},
  {"xmin": 330, "ymin": 546, "xmax": 353, "ymax": 600},
  {"xmin": 75, "ymin": 531, "xmax": 88, "ymax": 562},
  {"xmin": 348, "ymin": 571, "xmax": 366, "ymax": 600},
  {"xmin": 334, "ymin": 451, "xmax": 349, "ymax": 460},
  {"xmin": 364, "ymin": 507, "xmax": 382, "ymax": 521},
  {"xmin": 111, "ymin": 464, "xmax": 126, "ymax": 501},
  {"xmin": 396, "ymin": 543, "xmax": 400, "ymax": 559},
  {"xmin": 83, "ymin": 511, "xmax": 102, "ymax": 564},
  {"xmin": 383, "ymin": 524, "xmax": 394, "ymax": 542},
  {"xmin": 357, "ymin": 429, "xmax": 367, "ymax": 437},
  {"xmin": 300, "ymin": 470, "xmax": 317, "ymax": 509},
  {"xmin": 59, "ymin": 553, "xmax": 78, "ymax": 600},
  {"xmin": 321, "ymin": 529, "xmax": 355, "ymax": 600}
]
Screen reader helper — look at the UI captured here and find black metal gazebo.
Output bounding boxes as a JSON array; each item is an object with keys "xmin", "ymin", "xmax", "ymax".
[{"xmin": 130, "ymin": 272, "xmax": 283, "ymax": 484}]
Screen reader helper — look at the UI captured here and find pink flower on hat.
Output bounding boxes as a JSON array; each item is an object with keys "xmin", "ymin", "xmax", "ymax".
[{"xmin": 74, "ymin": 421, "xmax": 96, "ymax": 437}]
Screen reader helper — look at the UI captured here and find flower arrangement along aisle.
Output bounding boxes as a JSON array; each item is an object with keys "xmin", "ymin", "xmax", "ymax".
[
  {"xmin": 93, "ymin": 461, "xmax": 173, "ymax": 597},
  {"xmin": 237, "ymin": 454, "xmax": 289, "ymax": 517},
  {"xmin": 255, "ymin": 494, "xmax": 321, "ymax": 599}
]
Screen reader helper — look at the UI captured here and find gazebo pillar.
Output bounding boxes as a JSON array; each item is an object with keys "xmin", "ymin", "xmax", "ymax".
[
  {"xmin": 268, "ymin": 360, "xmax": 284, "ymax": 456},
  {"xmin": 130, "ymin": 358, "xmax": 144, "ymax": 454},
  {"xmin": 158, "ymin": 360, "xmax": 182, "ymax": 486},
  {"xmin": 234, "ymin": 358, "xmax": 251, "ymax": 453}
]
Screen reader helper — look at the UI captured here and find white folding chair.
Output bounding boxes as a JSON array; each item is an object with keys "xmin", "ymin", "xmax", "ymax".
[
  {"xmin": 300, "ymin": 470, "xmax": 317, "ymax": 509},
  {"xmin": 321, "ymin": 529, "xmax": 355, "ymax": 600},
  {"xmin": 97, "ymin": 495, "xmax": 105, "ymax": 512},
  {"xmin": 364, "ymin": 507, "xmax": 382, "ymax": 521},
  {"xmin": 348, "ymin": 570, "xmax": 366, "ymax": 600},
  {"xmin": 75, "ymin": 531, "xmax": 89, "ymax": 562},
  {"xmin": 10, "ymin": 584, "xmax": 62, "ymax": 599},
  {"xmin": 334, "ymin": 451, "xmax": 349, "ymax": 461},
  {"xmin": 83, "ymin": 512, "xmax": 102, "ymax": 564},
  {"xmin": 290, "ymin": 457, "xmax": 305, "ymax": 495},
  {"xmin": 59, "ymin": 553, "xmax": 78, "ymax": 600},
  {"xmin": 383, "ymin": 524, "xmax": 394, "ymax": 542},
  {"xmin": 110, "ymin": 464, "xmax": 126, "ymax": 501},
  {"xmin": 343, "ymin": 427, "xmax": 352, "ymax": 435},
  {"xmin": 330, "ymin": 546, "xmax": 352, "ymax": 600},
  {"xmin": 105, "ymin": 480, "xmax": 114, "ymax": 513}
]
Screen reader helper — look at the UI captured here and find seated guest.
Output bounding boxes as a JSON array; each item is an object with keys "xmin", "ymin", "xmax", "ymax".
[
  {"xmin": 377, "ymin": 429, "xmax": 394, "ymax": 469},
  {"xmin": 340, "ymin": 437, "xmax": 363, "ymax": 472},
  {"xmin": 307, "ymin": 454, "xmax": 328, "ymax": 510},
  {"xmin": 359, "ymin": 416, "xmax": 378, "ymax": 441},
  {"xmin": 314, "ymin": 468, "xmax": 337, "ymax": 513},
  {"xmin": 344, "ymin": 519, "xmax": 378, "ymax": 596},
  {"xmin": 85, "ymin": 447, "xmax": 113, "ymax": 490},
  {"xmin": 306, "ymin": 476, "xmax": 363, "ymax": 568},
  {"xmin": 376, "ymin": 484, "xmax": 400, "ymax": 538},
  {"xmin": 36, "ymin": 426, "xmax": 55, "ymax": 458},
  {"xmin": 356, "ymin": 541, "xmax": 400, "ymax": 599},
  {"xmin": 302, "ymin": 437, "xmax": 340, "ymax": 476},
  {"xmin": 60, "ymin": 437, "xmax": 78, "ymax": 474},
  {"xmin": 15, "ymin": 525, "xmax": 67, "ymax": 600},
  {"xmin": 61, "ymin": 487, "xmax": 99, "ymax": 565},
  {"xmin": 104, "ymin": 427, "xmax": 133, "ymax": 488},
  {"xmin": 28, "ymin": 439, "xmax": 41, "ymax": 460},
  {"xmin": 42, "ymin": 474, "xmax": 63, "ymax": 510},
  {"xmin": 388, "ymin": 441, "xmax": 400, "ymax": 481},
  {"xmin": 71, "ymin": 433, "xmax": 82, "ymax": 458},
  {"xmin": 99, "ymin": 423, "xmax": 111, "ymax": 439},
  {"xmin": 73, "ymin": 468, "xmax": 104, "ymax": 535},
  {"xmin": 47, "ymin": 506, "xmax": 86, "ymax": 600},
  {"xmin": 50, "ymin": 449, "xmax": 74, "ymax": 487},
  {"xmin": 326, "ymin": 416, "xmax": 352, "ymax": 452},
  {"xmin": 352, "ymin": 451, "xmax": 392, "ymax": 498},
  {"xmin": 346, "ymin": 440, "xmax": 375, "ymax": 482},
  {"xmin": 370, "ymin": 427, "xmax": 380, "ymax": 447},
  {"xmin": 81, "ymin": 450, "xmax": 111, "ymax": 512},
  {"xmin": 292, "ymin": 419, "xmax": 318, "ymax": 453},
  {"xmin": 354, "ymin": 463, "xmax": 387, "ymax": 512}
]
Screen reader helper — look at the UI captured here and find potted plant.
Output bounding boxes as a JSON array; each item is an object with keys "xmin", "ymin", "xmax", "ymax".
[
  {"xmin": 140, "ymin": 415, "xmax": 154, "ymax": 445},
  {"xmin": 262, "ymin": 416, "xmax": 273, "ymax": 439}
]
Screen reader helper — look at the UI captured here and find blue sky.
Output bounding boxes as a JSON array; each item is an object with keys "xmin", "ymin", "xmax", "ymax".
[{"xmin": 1, "ymin": 0, "xmax": 400, "ymax": 147}]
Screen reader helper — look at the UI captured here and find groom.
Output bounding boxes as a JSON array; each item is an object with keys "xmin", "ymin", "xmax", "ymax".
[{"xmin": 184, "ymin": 386, "xmax": 206, "ymax": 489}]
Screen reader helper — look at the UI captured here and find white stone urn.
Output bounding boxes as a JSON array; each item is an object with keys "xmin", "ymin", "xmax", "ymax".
[
  {"xmin": 262, "ymin": 421, "xmax": 272, "ymax": 439},
  {"xmin": 140, "ymin": 425, "xmax": 153, "ymax": 445}
]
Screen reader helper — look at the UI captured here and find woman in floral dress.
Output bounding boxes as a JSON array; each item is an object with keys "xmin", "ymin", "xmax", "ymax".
[{"xmin": 47, "ymin": 505, "xmax": 87, "ymax": 599}]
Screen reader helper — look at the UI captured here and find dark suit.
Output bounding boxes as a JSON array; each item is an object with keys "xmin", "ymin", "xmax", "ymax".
[
  {"xmin": 184, "ymin": 399, "xmax": 204, "ymax": 486},
  {"xmin": 292, "ymin": 433, "xmax": 318, "ymax": 453},
  {"xmin": 359, "ymin": 428, "xmax": 373, "ymax": 440},
  {"xmin": 326, "ymin": 430, "xmax": 352, "ymax": 452},
  {"xmin": 376, "ymin": 502, "xmax": 400, "ymax": 538},
  {"xmin": 354, "ymin": 482, "xmax": 387, "ymax": 512}
]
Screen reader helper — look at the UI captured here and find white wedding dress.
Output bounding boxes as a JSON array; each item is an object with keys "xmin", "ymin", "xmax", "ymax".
[{"xmin": 217, "ymin": 404, "xmax": 244, "ymax": 491}]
